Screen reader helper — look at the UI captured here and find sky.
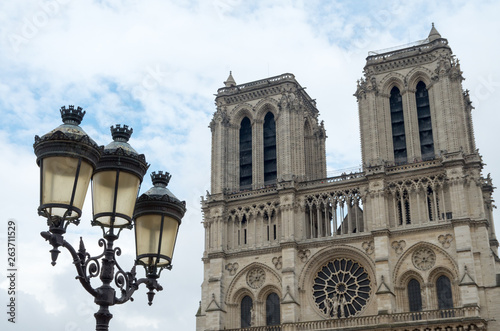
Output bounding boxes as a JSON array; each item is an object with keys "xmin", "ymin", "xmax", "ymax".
[{"xmin": 1, "ymin": 1, "xmax": 500, "ymax": 330}]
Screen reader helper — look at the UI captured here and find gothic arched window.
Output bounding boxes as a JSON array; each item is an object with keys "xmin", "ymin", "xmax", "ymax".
[
  {"xmin": 436, "ymin": 275, "xmax": 453, "ymax": 309},
  {"xmin": 390, "ymin": 87, "xmax": 407, "ymax": 164},
  {"xmin": 416, "ymin": 81, "xmax": 435, "ymax": 160},
  {"xmin": 426, "ymin": 186, "xmax": 440, "ymax": 221},
  {"xmin": 240, "ymin": 117, "xmax": 252, "ymax": 189},
  {"xmin": 304, "ymin": 120, "xmax": 313, "ymax": 178},
  {"xmin": 241, "ymin": 295, "xmax": 253, "ymax": 328},
  {"xmin": 396, "ymin": 190, "xmax": 411, "ymax": 225},
  {"xmin": 266, "ymin": 292, "xmax": 280, "ymax": 326},
  {"xmin": 263, "ymin": 112, "xmax": 277, "ymax": 184},
  {"xmin": 407, "ymin": 279, "xmax": 422, "ymax": 312}
]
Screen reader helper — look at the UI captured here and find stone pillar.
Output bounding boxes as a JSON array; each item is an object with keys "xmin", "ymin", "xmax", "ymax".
[
  {"xmin": 203, "ymin": 254, "xmax": 227, "ymax": 330},
  {"xmin": 452, "ymin": 220, "xmax": 479, "ymax": 307},
  {"xmin": 281, "ymin": 243, "xmax": 300, "ymax": 324},
  {"xmin": 373, "ymin": 230, "xmax": 396, "ymax": 314}
]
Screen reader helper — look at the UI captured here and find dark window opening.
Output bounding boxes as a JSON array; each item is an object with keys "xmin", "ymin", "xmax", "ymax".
[
  {"xmin": 263, "ymin": 112, "xmax": 277, "ymax": 184},
  {"xmin": 416, "ymin": 81, "xmax": 435, "ymax": 160},
  {"xmin": 396, "ymin": 190, "xmax": 411, "ymax": 225},
  {"xmin": 437, "ymin": 275, "xmax": 453, "ymax": 310},
  {"xmin": 240, "ymin": 117, "xmax": 252, "ymax": 189},
  {"xmin": 404, "ymin": 199, "xmax": 411, "ymax": 224},
  {"xmin": 241, "ymin": 296, "xmax": 253, "ymax": 328},
  {"xmin": 397, "ymin": 196, "xmax": 403, "ymax": 225},
  {"xmin": 427, "ymin": 195, "xmax": 433, "ymax": 221},
  {"xmin": 427, "ymin": 186, "xmax": 440, "ymax": 221},
  {"xmin": 390, "ymin": 87, "xmax": 407, "ymax": 164},
  {"xmin": 273, "ymin": 224, "xmax": 277, "ymax": 240},
  {"xmin": 266, "ymin": 292, "xmax": 281, "ymax": 326},
  {"xmin": 244, "ymin": 229, "xmax": 247, "ymax": 245},
  {"xmin": 408, "ymin": 279, "xmax": 422, "ymax": 312}
]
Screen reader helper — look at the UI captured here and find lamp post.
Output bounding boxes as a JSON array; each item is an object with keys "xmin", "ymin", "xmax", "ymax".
[{"xmin": 33, "ymin": 106, "xmax": 186, "ymax": 331}]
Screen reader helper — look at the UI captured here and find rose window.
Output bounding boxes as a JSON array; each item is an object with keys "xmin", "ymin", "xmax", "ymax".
[
  {"xmin": 312, "ymin": 258, "xmax": 371, "ymax": 318},
  {"xmin": 412, "ymin": 247, "xmax": 436, "ymax": 271},
  {"xmin": 247, "ymin": 267, "xmax": 266, "ymax": 289}
]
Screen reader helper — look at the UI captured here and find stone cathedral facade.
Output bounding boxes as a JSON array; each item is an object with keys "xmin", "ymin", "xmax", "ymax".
[{"xmin": 196, "ymin": 25, "xmax": 500, "ymax": 331}]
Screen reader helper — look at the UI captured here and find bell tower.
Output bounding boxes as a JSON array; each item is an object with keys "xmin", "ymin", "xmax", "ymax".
[
  {"xmin": 355, "ymin": 24, "xmax": 476, "ymax": 167},
  {"xmin": 208, "ymin": 72, "xmax": 326, "ymax": 195}
]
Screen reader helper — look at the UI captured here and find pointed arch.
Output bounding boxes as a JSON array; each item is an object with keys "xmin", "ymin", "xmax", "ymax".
[
  {"xmin": 407, "ymin": 278, "xmax": 423, "ymax": 312},
  {"xmin": 406, "ymin": 67, "xmax": 433, "ymax": 89},
  {"xmin": 255, "ymin": 99, "xmax": 279, "ymax": 120},
  {"xmin": 393, "ymin": 242, "xmax": 459, "ymax": 285},
  {"xmin": 241, "ymin": 295, "xmax": 253, "ymax": 327},
  {"xmin": 304, "ymin": 119, "xmax": 314, "ymax": 179},
  {"xmin": 265, "ymin": 292, "xmax": 280, "ymax": 326},
  {"xmin": 416, "ymin": 81, "xmax": 435, "ymax": 160},
  {"xmin": 240, "ymin": 117, "xmax": 252, "ymax": 189},
  {"xmin": 230, "ymin": 104, "xmax": 254, "ymax": 125},
  {"xmin": 436, "ymin": 275, "xmax": 453, "ymax": 310},
  {"xmin": 390, "ymin": 86, "xmax": 407, "ymax": 164},
  {"xmin": 263, "ymin": 112, "xmax": 277, "ymax": 184},
  {"xmin": 379, "ymin": 72, "xmax": 406, "ymax": 95},
  {"xmin": 226, "ymin": 262, "xmax": 282, "ymax": 305},
  {"xmin": 428, "ymin": 266, "xmax": 460, "ymax": 310}
]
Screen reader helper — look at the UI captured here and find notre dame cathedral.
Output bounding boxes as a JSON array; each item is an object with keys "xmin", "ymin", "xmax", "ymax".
[{"xmin": 195, "ymin": 25, "xmax": 500, "ymax": 331}]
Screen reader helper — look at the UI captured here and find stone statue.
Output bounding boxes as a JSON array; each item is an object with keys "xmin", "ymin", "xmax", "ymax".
[
  {"xmin": 250, "ymin": 304, "xmax": 255, "ymax": 326},
  {"xmin": 339, "ymin": 296, "xmax": 346, "ymax": 318},
  {"xmin": 327, "ymin": 295, "xmax": 339, "ymax": 318}
]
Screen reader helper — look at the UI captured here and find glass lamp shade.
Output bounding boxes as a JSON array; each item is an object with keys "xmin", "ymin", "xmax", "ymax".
[
  {"xmin": 92, "ymin": 170, "xmax": 141, "ymax": 227},
  {"xmin": 40, "ymin": 156, "xmax": 94, "ymax": 219},
  {"xmin": 134, "ymin": 171, "xmax": 186, "ymax": 272},
  {"xmin": 91, "ymin": 125, "xmax": 148, "ymax": 229},
  {"xmin": 34, "ymin": 106, "xmax": 101, "ymax": 224},
  {"xmin": 135, "ymin": 214, "xmax": 179, "ymax": 267}
]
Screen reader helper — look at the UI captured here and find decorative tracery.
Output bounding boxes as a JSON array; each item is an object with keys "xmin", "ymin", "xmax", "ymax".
[
  {"xmin": 312, "ymin": 258, "xmax": 371, "ymax": 318},
  {"xmin": 386, "ymin": 174, "xmax": 447, "ymax": 226},
  {"xmin": 247, "ymin": 267, "xmax": 266, "ymax": 289},
  {"xmin": 224, "ymin": 202, "xmax": 280, "ymax": 249},
  {"xmin": 304, "ymin": 189, "xmax": 364, "ymax": 238}
]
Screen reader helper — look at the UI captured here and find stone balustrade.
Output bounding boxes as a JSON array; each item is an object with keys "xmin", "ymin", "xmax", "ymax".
[{"xmin": 222, "ymin": 306, "xmax": 483, "ymax": 331}]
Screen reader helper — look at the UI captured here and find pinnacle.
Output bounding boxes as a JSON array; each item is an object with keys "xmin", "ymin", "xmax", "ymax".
[
  {"xmin": 428, "ymin": 22, "xmax": 441, "ymax": 41},
  {"xmin": 224, "ymin": 71, "xmax": 236, "ymax": 87}
]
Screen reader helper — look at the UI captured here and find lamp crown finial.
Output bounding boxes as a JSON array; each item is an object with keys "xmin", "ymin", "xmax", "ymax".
[
  {"xmin": 110, "ymin": 124, "xmax": 133, "ymax": 142},
  {"xmin": 151, "ymin": 171, "xmax": 171, "ymax": 187},
  {"xmin": 60, "ymin": 105, "xmax": 85, "ymax": 125}
]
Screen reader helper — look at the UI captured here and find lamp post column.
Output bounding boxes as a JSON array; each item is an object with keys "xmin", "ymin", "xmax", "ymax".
[{"xmin": 94, "ymin": 233, "xmax": 118, "ymax": 331}]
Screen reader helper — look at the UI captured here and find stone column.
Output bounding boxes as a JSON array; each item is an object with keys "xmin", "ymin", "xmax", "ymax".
[
  {"xmin": 452, "ymin": 220, "xmax": 479, "ymax": 306},
  {"xmin": 373, "ymin": 229, "xmax": 396, "ymax": 314}
]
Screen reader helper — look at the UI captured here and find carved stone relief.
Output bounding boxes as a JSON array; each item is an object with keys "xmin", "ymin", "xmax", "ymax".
[
  {"xmin": 298, "ymin": 249, "xmax": 311, "ymax": 262},
  {"xmin": 438, "ymin": 234, "xmax": 453, "ymax": 249},
  {"xmin": 272, "ymin": 256, "xmax": 282, "ymax": 270},
  {"xmin": 412, "ymin": 247, "xmax": 436, "ymax": 271},
  {"xmin": 362, "ymin": 241, "xmax": 374, "ymax": 255},
  {"xmin": 391, "ymin": 240, "xmax": 406, "ymax": 255},
  {"xmin": 247, "ymin": 267, "xmax": 266, "ymax": 289},
  {"xmin": 225, "ymin": 262, "xmax": 239, "ymax": 276}
]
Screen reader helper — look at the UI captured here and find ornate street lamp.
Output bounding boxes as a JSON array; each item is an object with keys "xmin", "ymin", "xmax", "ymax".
[
  {"xmin": 34, "ymin": 106, "xmax": 186, "ymax": 331},
  {"xmin": 34, "ymin": 105, "xmax": 101, "ymax": 234},
  {"xmin": 134, "ymin": 171, "xmax": 186, "ymax": 304}
]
